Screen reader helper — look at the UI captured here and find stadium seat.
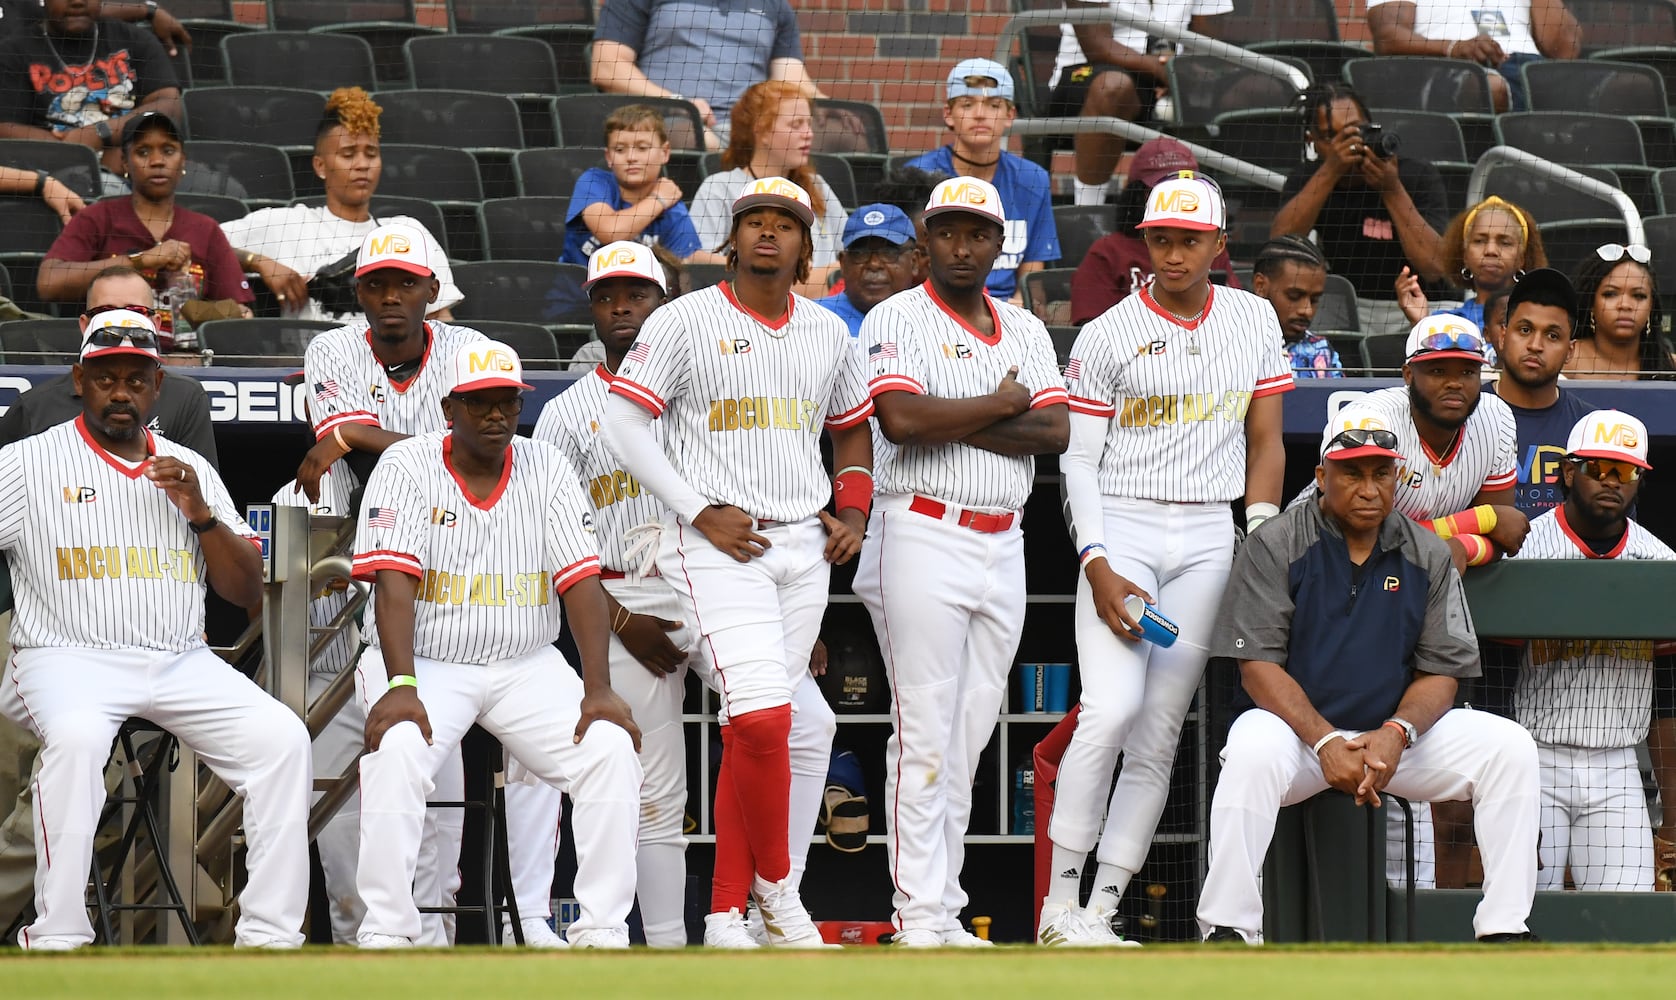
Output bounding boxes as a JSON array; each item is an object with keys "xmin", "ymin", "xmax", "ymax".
[
  {"xmin": 185, "ymin": 141, "xmax": 297, "ymax": 204},
  {"xmin": 405, "ymin": 35, "xmax": 562, "ymax": 146},
  {"xmin": 1209, "ymin": 0, "xmax": 1341, "ymax": 43},
  {"xmin": 222, "ymin": 32, "xmax": 377, "ymax": 92},
  {"xmin": 196, "ymin": 318, "xmax": 338, "ymax": 366},
  {"xmin": 0, "ymin": 198, "xmax": 66, "ymax": 256},
  {"xmin": 1367, "ymin": 110, "xmax": 1468, "ymax": 165},
  {"xmin": 166, "ymin": 0, "xmax": 259, "ymax": 87},
  {"xmin": 460, "ymin": 320, "xmax": 561, "ymax": 370},
  {"xmin": 1594, "ymin": 47, "xmax": 1676, "ymax": 112},
  {"xmin": 1481, "ymin": 162, "xmax": 1625, "ymax": 224},
  {"xmin": 1655, "ymin": 167, "xmax": 1676, "ymax": 214},
  {"xmin": 1494, "ymin": 112, "xmax": 1656, "ymax": 210},
  {"xmin": 1247, "ymin": 41, "xmax": 1368, "ymax": 85},
  {"xmin": 1564, "ymin": 0, "xmax": 1676, "ymax": 55},
  {"xmin": 450, "ymin": 3, "xmax": 594, "ymax": 92},
  {"xmin": 1047, "ymin": 325, "xmax": 1078, "ymax": 367},
  {"xmin": 1538, "ymin": 218, "xmax": 1633, "ymax": 279},
  {"xmin": 513, "ymin": 147, "xmax": 602, "ymax": 198},
  {"xmin": 0, "ymin": 139, "xmax": 101, "ymax": 201},
  {"xmin": 1167, "ymin": 54, "xmax": 1308, "ymax": 128},
  {"xmin": 0, "ymin": 318, "xmax": 82, "ymax": 364},
  {"xmin": 480, "ymin": 196, "xmax": 572, "ymax": 262},
  {"xmin": 174, "ymin": 193, "xmax": 249, "ymax": 224},
  {"xmin": 1523, "ymin": 60, "xmax": 1676, "ymax": 167},
  {"xmin": 1201, "ymin": 109, "xmax": 1308, "ymax": 173},
  {"xmin": 1023, "ymin": 268, "xmax": 1075, "ymax": 326},
  {"xmin": 1360, "ymin": 332, "xmax": 1408, "ymax": 375},
  {"xmin": 451, "ymin": 261, "xmax": 591, "ymax": 326},
  {"xmin": 377, "ymin": 145, "xmax": 484, "ymax": 202},
  {"xmin": 1051, "ymin": 205, "xmax": 1119, "ymax": 269},
  {"xmin": 1641, "ymin": 214, "xmax": 1676, "ymax": 311},
  {"xmin": 1344, "ymin": 57, "xmax": 1496, "ymax": 115},
  {"xmin": 811, "ymin": 99, "xmax": 890, "ymax": 203},
  {"xmin": 1320, "ymin": 332, "xmax": 1369, "ymax": 376},
  {"xmin": 182, "ymin": 88, "xmax": 326, "ymax": 149},
  {"xmin": 1316, "ymin": 274, "xmax": 1361, "ymax": 333},
  {"xmin": 375, "ymin": 90, "xmax": 525, "ymax": 200},
  {"xmin": 681, "ymin": 262, "xmax": 729, "ymax": 294},
  {"xmin": 553, "ymin": 94, "xmax": 707, "ymax": 154},
  {"xmin": 269, "ymin": 0, "xmax": 441, "ymax": 86}
]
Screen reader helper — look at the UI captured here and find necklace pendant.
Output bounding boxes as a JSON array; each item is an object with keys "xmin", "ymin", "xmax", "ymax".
[
  {"xmin": 1187, "ymin": 342, "xmax": 1201, "ymax": 356},
  {"xmin": 1431, "ymin": 462, "xmax": 1443, "ymax": 478}
]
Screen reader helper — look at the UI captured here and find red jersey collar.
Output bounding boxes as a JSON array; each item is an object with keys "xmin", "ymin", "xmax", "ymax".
[
  {"xmin": 442, "ymin": 434, "xmax": 513, "ymax": 511},
  {"xmin": 1556, "ymin": 504, "xmax": 1629, "ymax": 559},
  {"xmin": 364, "ymin": 321, "xmax": 435, "ymax": 394},
  {"xmin": 925, "ymin": 281, "xmax": 1002, "ymax": 347},
  {"xmin": 720, "ymin": 281, "xmax": 793, "ymax": 331},
  {"xmin": 75, "ymin": 414, "xmax": 155, "ymax": 479},
  {"xmin": 1140, "ymin": 283, "xmax": 1215, "ymax": 332}
]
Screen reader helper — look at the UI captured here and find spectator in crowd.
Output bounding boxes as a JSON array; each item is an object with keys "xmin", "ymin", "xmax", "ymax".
[
  {"xmin": 590, "ymin": 0, "xmax": 821, "ymax": 149},
  {"xmin": 0, "ymin": 164, "xmax": 84, "ymax": 223},
  {"xmin": 869, "ymin": 166, "xmax": 943, "ymax": 253},
  {"xmin": 1272, "ymin": 84, "xmax": 1448, "ymax": 337},
  {"xmin": 901, "ymin": 59, "xmax": 1058, "ymax": 306},
  {"xmin": 563, "ymin": 103, "xmax": 702, "ymax": 266},
  {"xmin": 220, "ymin": 88, "xmax": 460, "ymax": 325},
  {"xmin": 38, "ymin": 111, "xmax": 251, "ymax": 348},
  {"xmin": 0, "ymin": 0, "xmax": 182, "ymax": 192},
  {"xmin": 1070, "ymin": 137, "xmax": 1236, "ymax": 324},
  {"xmin": 1566, "ymin": 243, "xmax": 1676, "ymax": 380},
  {"xmin": 816, "ymin": 203, "xmax": 920, "ymax": 339},
  {"xmin": 1251, "ymin": 235, "xmax": 1341, "ymax": 378},
  {"xmin": 1367, "ymin": 0, "xmax": 1581, "ymax": 112},
  {"xmin": 1484, "ymin": 290, "xmax": 1511, "ymax": 351},
  {"xmin": 0, "ymin": 0, "xmax": 191, "ymax": 55},
  {"xmin": 690, "ymin": 80, "xmax": 848, "ymax": 298},
  {"xmin": 1195, "ymin": 401, "xmax": 1539, "ymax": 945},
  {"xmin": 1397, "ymin": 196, "xmax": 1548, "ymax": 331},
  {"xmin": 1048, "ymin": 0, "xmax": 1231, "ymax": 206}
]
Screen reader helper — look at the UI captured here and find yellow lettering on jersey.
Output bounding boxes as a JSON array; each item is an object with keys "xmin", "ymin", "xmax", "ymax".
[
  {"xmin": 588, "ymin": 470, "xmax": 643, "ymax": 509},
  {"xmin": 468, "ymin": 574, "xmax": 509, "ymax": 607},
  {"xmin": 708, "ymin": 398, "xmax": 822, "ymax": 433},
  {"xmin": 1117, "ymin": 392, "xmax": 1253, "ymax": 428},
  {"xmin": 1530, "ymin": 638, "xmax": 1655, "ymax": 665},
  {"xmin": 56, "ymin": 548, "xmax": 73, "ymax": 579}
]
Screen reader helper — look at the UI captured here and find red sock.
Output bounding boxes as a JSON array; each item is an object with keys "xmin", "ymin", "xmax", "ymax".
[
  {"xmin": 728, "ymin": 703, "xmax": 793, "ymax": 884},
  {"xmin": 711, "ymin": 726, "xmax": 755, "ymax": 913}
]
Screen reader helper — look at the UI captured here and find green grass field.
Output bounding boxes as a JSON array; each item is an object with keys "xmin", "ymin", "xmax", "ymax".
[{"xmin": 6, "ymin": 947, "xmax": 1676, "ymax": 999}]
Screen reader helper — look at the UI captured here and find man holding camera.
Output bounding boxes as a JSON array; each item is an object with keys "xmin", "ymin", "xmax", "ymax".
[{"xmin": 1271, "ymin": 83, "xmax": 1448, "ymax": 337}]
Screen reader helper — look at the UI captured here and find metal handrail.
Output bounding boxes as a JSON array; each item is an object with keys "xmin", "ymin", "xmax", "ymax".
[
  {"xmin": 1007, "ymin": 117, "xmax": 1287, "ymax": 190},
  {"xmin": 1467, "ymin": 145, "xmax": 1644, "ymax": 245}
]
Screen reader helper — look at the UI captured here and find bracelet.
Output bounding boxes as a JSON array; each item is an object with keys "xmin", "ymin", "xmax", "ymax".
[
  {"xmin": 32, "ymin": 169, "xmax": 47, "ymax": 197},
  {"xmin": 1312, "ymin": 730, "xmax": 1345, "ymax": 755},
  {"xmin": 611, "ymin": 605, "xmax": 631, "ymax": 634},
  {"xmin": 387, "ymin": 675, "xmax": 417, "ymax": 691},
  {"xmin": 332, "ymin": 425, "xmax": 349, "ymax": 453},
  {"xmin": 1078, "ymin": 542, "xmax": 1106, "ymax": 568},
  {"xmin": 1382, "ymin": 720, "xmax": 1409, "ymax": 743}
]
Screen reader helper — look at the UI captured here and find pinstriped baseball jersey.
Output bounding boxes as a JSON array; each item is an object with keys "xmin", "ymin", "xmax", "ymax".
[
  {"xmin": 609, "ymin": 283, "xmax": 874, "ymax": 522},
  {"xmin": 863, "ymin": 283, "xmax": 1068, "ymax": 510},
  {"xmin": 272, "ymin": 464, "xmax": 357, "ymax": 676},
  {"xmin": 1064, "ymin": 285, "xmax": 1294, "ymax": 502},
  {"xmin": 0, "ymin": 417, "xmax": 257, "ymax": 651},
  {"xmin": 1511, "ymin": 505, "xmax": 1676, "ymax": 748},
  {"xmin": 350, "ymin": 432, "xmax": 601, "ymax": 665},
  {"xmin": 1291, "ymin": 385, "xmax": 1519, "ymax": 518},
  {"xmin": 534, "ymin": 364, "xmax": 669, "ymax": 573},
  {"xmin": 305, "ymin": 322, "xmax": 488, "ymax": 441}
]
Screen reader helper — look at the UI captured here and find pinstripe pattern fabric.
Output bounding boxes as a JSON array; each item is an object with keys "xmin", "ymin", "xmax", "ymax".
[
  {"xmin": 1065, "ymin": 285, "xmax": 1294, "ymax": 502},
  {"xmin": 351, "ymin": 432, "xmax": 600, "ymax": 665},
  {"xmin": 862, "ymin": 284, "xmax": 1068, "ymax": 510},
  {"xmin": 305, "ymin": 322, "xmax": 489, "ymax": 440},
  {"xmin": 1511, "ymin": 506, "xmax": 1676, "ymax": 748},
  {"xmin": 534, "ymin": 365, "xmax": 668, "ymax": 573},
  {"xmin": 608, "ymin": 283, "xmax": 873, "ymax": 522},
  {"xmin": 0, "ymin": 417, "xmax": 256, "ymax": 651},
  {"xmin": 272, "ymin": 464, "xmax": 357, "ymax": 676}
]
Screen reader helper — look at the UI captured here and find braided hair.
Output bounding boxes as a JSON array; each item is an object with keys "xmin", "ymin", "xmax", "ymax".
[{"xmin": 1253, "ymin": 234, "xmax": 1327, "ymax": 280}]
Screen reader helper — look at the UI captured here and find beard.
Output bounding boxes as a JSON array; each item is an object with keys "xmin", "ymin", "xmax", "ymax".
[
  {"xmin": 97, "ymin": 405, "xmax": 143, "ymax": 441},
  {"xmin": 1408, "ymin": 381, "xmax": 1481, "ymax": 431}
]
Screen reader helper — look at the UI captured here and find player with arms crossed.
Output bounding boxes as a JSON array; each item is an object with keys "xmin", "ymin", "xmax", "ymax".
[
  {"xmin": 1044, "ymin": 174, "xmax": 1292, "ymax": 945},
  {"xmin": 854, "ymin": 176, "xmax": 1069, "ymax": 947},
  {"xmin": 0, "ymin": 311, "xmax": 311, "ymax": 949},
  {"xmin": 604, "ymin": 177, "xmax": 873, "ymax": 949},
  {"xmin": 352, "ymin": 341, "xmax": 643, "ymax": 949},
  {"xmin": 531, "ymin": 241, "xmax": 693, "ymax": 947}
]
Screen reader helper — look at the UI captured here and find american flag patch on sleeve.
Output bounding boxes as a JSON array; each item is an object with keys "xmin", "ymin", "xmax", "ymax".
[
  {"xmin": 868, "ymin": 342, "xmax": 898, "ymax": 360},
  {"xmin": 367, "ymin": 506, "xmax": 398, "ymax": 529},
  {"xmin": 624, "ymin": 342, "xmax": 651, "ymax": 365},
  {"xmin": 314, "ymin": 379, "xmax": 341, "ymax": 400},
  {"xmin": 1064, "ymin": 358, "xmax": 1082, "ymax": 381}
]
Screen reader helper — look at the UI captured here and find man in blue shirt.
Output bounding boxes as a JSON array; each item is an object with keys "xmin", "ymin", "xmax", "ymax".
[
  {"xmin": 816, "ymin": 203, "xmax": 920, "ymax": 339},
  {"xmin": 902, "ymin": 59, "xmax": 1059, "ymax": 305},
  {"xmin": 1195, "ymin": 402, "xmax": 1539, "ymax": 944}
]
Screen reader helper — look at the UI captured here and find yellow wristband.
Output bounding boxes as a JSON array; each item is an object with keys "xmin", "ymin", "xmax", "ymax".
[{"xmin": 387, "ymin": 675, "xmax": 417, "ymax": 691}]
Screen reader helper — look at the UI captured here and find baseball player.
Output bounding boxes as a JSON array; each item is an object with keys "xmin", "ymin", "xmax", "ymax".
[
  {"xmin": 299, "ymin": 221, "xmax": 489, "ymax": 944},
  {"xmin": 1045, "ymin": 174, "xmax": 1292, "ymax": 946},
  {"xmin": 853, "ymin": 176, "xmax": 1068, "ymax": 947},
  {"xmin": 603, "ymin": 177, "xmax": 873, "ymax": 949},
  {"xmin": 528, "ymin": 241, "xmax": 693, "ymax": 948},
  {"xmin": 1510, "ymin": 410, "xmax": 1674, "ymax": 891},
  {"xmin": 0, "ymin": 311, "xmax": 312, "ymax": 949},
  {"xmin": 351, "ymin": 341, "xmax": 643, "ymax": 950}
]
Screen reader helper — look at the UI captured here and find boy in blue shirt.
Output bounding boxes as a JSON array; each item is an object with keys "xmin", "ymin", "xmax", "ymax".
[{"xmin": 562, "ymin": 104, "xmax": 703, "ymax": 265}]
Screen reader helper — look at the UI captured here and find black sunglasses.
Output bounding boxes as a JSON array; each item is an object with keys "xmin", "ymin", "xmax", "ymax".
[
  {"xmin": 82, "ymin": 324, "xmax": 160, "ymax": 351},
  {"xmin": 1328, "ymin": 428, "xmax": 1399, "ymax": 451},
  {"xmin": 450, "ymin": 393, "xmax": 524, "ymax": 418}
]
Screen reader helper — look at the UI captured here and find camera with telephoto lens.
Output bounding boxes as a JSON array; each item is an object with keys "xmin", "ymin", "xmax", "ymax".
[{"xmin": 1358, "ymin": 122, "xmax": 1401, "ymax": 158}]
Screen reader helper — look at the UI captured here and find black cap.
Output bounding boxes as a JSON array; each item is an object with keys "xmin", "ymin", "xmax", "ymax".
[
  {"xmin": 1506, "ymin": 267, "xmax": 1578, "ymax": 328},
  {"xmin": 120, "ymin": 110, "xmax": 184, "ymax": 150}
]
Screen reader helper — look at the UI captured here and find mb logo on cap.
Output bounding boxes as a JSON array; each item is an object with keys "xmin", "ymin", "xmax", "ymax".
[
  {"xmin": 450, "ymin": 340, "xmax": 533, "ymax": 394},
  {"xmin": 356, "ymin": 222, "xmax": 434, "ymax": 278},
  {"xmin": 584, "ymin": 240, "xmax": 669, "ymax": 293},
  {"xmin": 922, "ymin": 176, "xmax": 1007, "ymax": 227}
]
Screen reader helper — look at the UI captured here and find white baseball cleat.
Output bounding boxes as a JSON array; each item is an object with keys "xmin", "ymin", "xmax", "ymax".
[
  {"xmin": 356, "ymin": 933, "xmax": 415, "ymax": 950},
  {"xmin": 751, "ymin": 875, "xmax": 834, "ymax": 948},
  {"xmin": 743, "ymin": 904, "xmax": 769, "ymax": 946},
  {"xmin": 503, "ymin": 916, "xmax": 568, "ymax": 948},
  {"xmin": 1037, "ymin": 900, "xmax": 1139, "ymax": 948},
  {"xmin": 704, "ymin": 908, "xmax": 761, "ymax": 949},
  {"xmin": 567, "ymin": 927, "xmax": 631, "ymax": 949},
  {"xmin": 938, "ymin": 926, "xmax": 995, "ymax": 948},
  {"xmin": 1083, "ymin": 902, "xmax": 1143, "ymax": 947},
  {"xmin": 891, "ymin": 928, "xmax": 943, "ymax": 948}
]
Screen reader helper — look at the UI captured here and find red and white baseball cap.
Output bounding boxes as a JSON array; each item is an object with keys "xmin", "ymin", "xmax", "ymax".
[
  {"xmin": 79, "ymin": 308, "xmax": 162, "ymax": 362},
  {"xmin": 1566, "ymin": 408, "xmax": 1652, "ymax": 469},
  {"xmin": 1320, "ymin": 403, "xmax": 1405, "ymax": 461},
  {"xmin": 450, "ymin": 340, "xmax": 532, "ymax": 394},
  {"xmin": 731, "ymin": 176, "xmax": 816, "ymax": 229},
  {"xmin": 1404, "ymin": 314, "xmax": 1489, "ymax": 364},
  {"xmin": 356, "ymin": 222, "xmax": 434, "ymax": 278},
  {"xmin": 1137, "ymin": 175, "xmax": 1224, "ymax": 232},
  {"xmin": 584, "ymin": 240, "xmax": 668, "ymax": 293},
  {"xmin": 922, "ymin": 175, "xmax": 1007, "ymax": 228}
]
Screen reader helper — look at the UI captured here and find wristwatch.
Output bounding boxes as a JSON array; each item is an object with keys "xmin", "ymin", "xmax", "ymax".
[
  {"xmin": 188, "ymin": 515, "xmax": 219, "ymax": 535},
  {"xmin": 142, "ymin": 0, "xmax": 159, "ymax": 21},
  {"xmin": 94, "ymin": 120, "xmax": 112, "ymax": 146},
  {"xmin": 1386, "ymin": 716, "xmax": 1418, "ymax": 749}
]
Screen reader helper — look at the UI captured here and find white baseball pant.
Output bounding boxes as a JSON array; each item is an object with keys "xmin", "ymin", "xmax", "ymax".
[
  {"xmin": 309, "ymin": 669, "xmax": 366, "ymax": 944},
  {"xmin": 1537, "ymin": 744, "xmax": 1654, "ymax": 891},
  {"xmin": 1050, "ymin": 500, "xmax": 1233, "ymax": 883},
  {"xmin": 0, "ymin": 646, "xmax": 312, "ymax": 949},
  {"xmin": 353, "ymin": 645, "xmax": 642, "ymax": 943},
  {"xmin": 504, "ymin": 574, "xmax": 694, "ymax": 946},
  {"xmin": 1197, "ymin": 707, "xmax": 1539, "ymax": 942},
  {"xmin": 660, "ymin": 515, "xmax": 835, "ymax": 886},
  {"xmin": 853, "ymin": 495, "xmax": 1025, "ymax": 934}
]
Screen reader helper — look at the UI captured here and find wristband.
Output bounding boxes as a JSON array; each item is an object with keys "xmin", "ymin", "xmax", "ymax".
[
  {"xmin": 1382, "ymin": 720, "xmax": 1409, "ymax": 746},
  {"xmin": 333, "ymin": 425, "xmax": 349, "ymax": 453},
  {"xmin": 1312, "ymin": 730, "xmax": 1346, "ymax": 755},
  {"xmin": 833, "ymin": 467, "xmax": 873, "ymax": 516},
  {"xmin": 1457, "ymin": 533, "xmax": 1496, "ymax": 566},
  {"xmin": 1422, "ymin": 504, "xmax": 1496, "ymax": 540},
  {"xmin": 1078, "ymin": 542, "xmax": 1107, "ymax": 568},
  {"xmin": 1246, "ymin": 501, "xmax": 1279, "ymax": 532},
  {"xmin": 387, "ymin": 675, "xmax": 417, "ymax": 691},
  {"xmin": 32, "ymin": 169, "xmax": 47, "ymax": 197}
]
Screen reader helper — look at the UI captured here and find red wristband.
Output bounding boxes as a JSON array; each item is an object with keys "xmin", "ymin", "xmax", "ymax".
[
  {"xmin": 1457, "ymin": 533, "xmax": 1495, "ymax": 566},
  {"xmin": 834, "ymin": 469, "xmax": 872, "ymax": 516}
]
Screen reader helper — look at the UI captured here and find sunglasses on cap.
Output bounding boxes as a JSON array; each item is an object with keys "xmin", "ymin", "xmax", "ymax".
[
  {"xmin": 1568, "ymin": 457, "xmax": 1644, "ymax": 484},
  {"xmin": 83, "ymin": 324, "xmax": 160, "ymax": 351},
  {"xmin": 82, "ymin": 303, "xmax": 156, "ymax": 320},
  {"xmin": 1413, "ymin": 329, "xmax": 1488, "ymax": 356},
  {"xmin": 1328, "ymin": 428, "xmax": 1399, "ymax": 451},
  {"xmin": 1596, "ymin": 243, "xmax": 1652, "ymax": 264}
]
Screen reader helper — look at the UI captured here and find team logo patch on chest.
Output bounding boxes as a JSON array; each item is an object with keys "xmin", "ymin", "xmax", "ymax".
[
  {"xmin": 430, "ymin": 508, "xmax": 457, "ymax": 528},
  {"xmin": 939, "ymin": 343, "xmax": 974, "ymax": 360},
  {"xmin": 718, "ymin": 338, "xmax": 753, "ymax": 355},
  {"xmin": 369, "ymin": 384, "xmax": 387, "ymax": 404},
  {"xmin": 1136, "ymin": 340, "xmax": 1167, "ymax": 356},
  {"xmin": 61, "ymin": 486, "xmax": 98, "ymax": 503}
]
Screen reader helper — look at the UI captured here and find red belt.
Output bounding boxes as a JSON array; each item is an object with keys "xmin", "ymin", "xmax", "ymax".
[
  {"xmin": 908, "ymin": 495, "xmax": 1016, "ymax": 534},
  {"xmin": 600, "ymin": 568, "xmax": 660, "ymax": 580}
]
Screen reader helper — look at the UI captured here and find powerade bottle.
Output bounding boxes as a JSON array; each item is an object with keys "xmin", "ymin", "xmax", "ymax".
[{"xmin": 1012, "ymin": 764, "xmax": 1035, "ymax": 835}]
